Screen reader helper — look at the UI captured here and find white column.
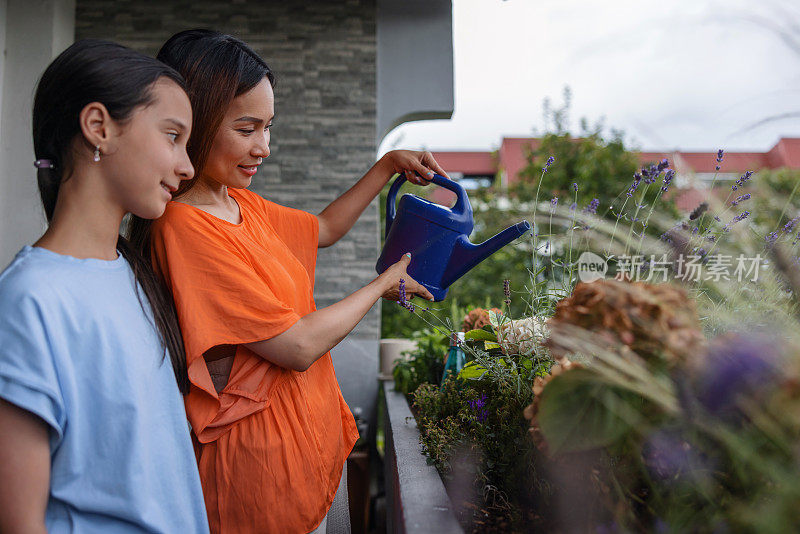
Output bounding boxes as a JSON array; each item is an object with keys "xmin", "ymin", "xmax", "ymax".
[{"xmin": 0, "ymin": 0, "xmax": 75, "ymax": 268}]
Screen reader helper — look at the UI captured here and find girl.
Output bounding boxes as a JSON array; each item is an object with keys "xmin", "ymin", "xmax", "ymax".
[
  {"xmin": 131, "ymin": 29, "xmax": 441, "ymax": 533},
  {"xmin": 0, "ymin": 40, "xmax": 208, "ymax": 533}
]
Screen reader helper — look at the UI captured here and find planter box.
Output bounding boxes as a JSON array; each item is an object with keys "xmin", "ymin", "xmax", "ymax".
[{"xmin": 382, "ymin": 380, "xmax": 463, "ymax": 534}]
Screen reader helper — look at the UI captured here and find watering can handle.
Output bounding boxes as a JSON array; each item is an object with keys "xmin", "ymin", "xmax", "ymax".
[{"xmin": 384, "ymin": 173, "xmax": 467, "ymax": 239}]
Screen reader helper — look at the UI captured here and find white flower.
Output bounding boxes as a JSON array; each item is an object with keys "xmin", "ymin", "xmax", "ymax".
[{"xmin": 496, "ymin": 316, "xmax": 548, "ymax": 354}]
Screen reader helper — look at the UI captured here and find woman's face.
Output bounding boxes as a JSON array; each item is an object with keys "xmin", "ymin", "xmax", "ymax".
[
  {"xmin": 105, "ymin": 78, "xmax": 194, "ymax": 219},
  {"xmin": 203, "ymin": 77, "xmax": 274, "ymax": 189}
]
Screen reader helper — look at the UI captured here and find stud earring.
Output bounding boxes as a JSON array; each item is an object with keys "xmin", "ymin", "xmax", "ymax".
[{"xmin": 93, "ymin": 145, "xmax": 100, "ymax": 162}]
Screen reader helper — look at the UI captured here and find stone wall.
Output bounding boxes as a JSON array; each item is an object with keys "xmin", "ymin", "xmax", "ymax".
[{"xmin": 76, "ymin": 0, "xmax": 380, "ymax": 338}]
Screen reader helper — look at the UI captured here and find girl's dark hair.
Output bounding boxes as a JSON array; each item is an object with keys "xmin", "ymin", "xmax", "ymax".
[
  {"xmin": 33, "ymin": 39, "xmax": 189, "ymax": 394},
  {"xmin": 129, "ymin": 29, "xmax": 275, "ymax": 260}
]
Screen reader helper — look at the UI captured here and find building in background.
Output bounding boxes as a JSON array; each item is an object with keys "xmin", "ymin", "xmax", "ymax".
[{"xmin": 431, "ymin": 136, "xmax": 800, "ymax": 210}]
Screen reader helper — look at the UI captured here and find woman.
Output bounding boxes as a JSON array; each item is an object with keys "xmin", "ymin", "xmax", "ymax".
[
  {"xmin": 0, "ymin": 40, "xmax": 208, "ymax": 532},
  {"xmin": 133, "ymin": 29, "xmax": 440, "ymax": 533}
]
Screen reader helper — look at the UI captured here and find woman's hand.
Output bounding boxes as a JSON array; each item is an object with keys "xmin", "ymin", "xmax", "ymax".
[
  {"xmin": 379, "ymin": 253, "xmax": 434, "ymax": 302},
  {"xmin": 380, "ymin": 150, "xmax": 449, "ymax": 186}
]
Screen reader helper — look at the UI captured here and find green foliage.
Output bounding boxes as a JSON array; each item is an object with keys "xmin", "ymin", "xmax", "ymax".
[
  {"xmin": 537, "ymin": 368, "xmax": 653, "ymax": 453},
  {"xmin": 391, "ymin": 329, "xmax": 448, "ymax": 396},
  {"xmin": 380, "ymin": 88, "xmax": 678, "ymax": 338},
  {"xmin": 412, "ymin": 358, "xmax": 550, "ymax": 532}
]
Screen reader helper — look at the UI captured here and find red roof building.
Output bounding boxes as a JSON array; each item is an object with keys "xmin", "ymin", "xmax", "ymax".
[{"xmin": 430, "ymin": 137, "xmax": 800, "ymax": 210}]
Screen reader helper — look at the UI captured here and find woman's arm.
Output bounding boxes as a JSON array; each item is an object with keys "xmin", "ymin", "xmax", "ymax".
[
  {"xmin": 317, "ymin": 150, "xmax": 448, "ymax": 248},
  {"xmin": 0, "ymin": 400, "xmax": 50, "ymax": 534},
  {"xmin": 244, "ymin": 253, "xmax": 431, "ymax": 371}
]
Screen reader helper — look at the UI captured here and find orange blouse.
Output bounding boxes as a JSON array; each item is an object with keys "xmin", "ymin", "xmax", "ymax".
[{"xmin": 150, "ymin": 187, "xmax": 359, "ymax": 533}]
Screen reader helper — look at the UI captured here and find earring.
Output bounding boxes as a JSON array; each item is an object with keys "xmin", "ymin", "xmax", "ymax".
[{"xmin": 93, "ymin": 145, "xmax": 100, "ymax": 162}]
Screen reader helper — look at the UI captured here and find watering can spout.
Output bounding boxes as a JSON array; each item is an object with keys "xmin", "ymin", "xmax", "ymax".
[{"xmin": 441, "ymin": 220, "xmax": 532, "ymax": 289}]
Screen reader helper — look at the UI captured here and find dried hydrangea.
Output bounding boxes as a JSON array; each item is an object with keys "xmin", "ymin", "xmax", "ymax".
[
  {"xmin": 544, "ymin": 279, "xmax": 705, "ymax": 368},
  {"xmin": 461, "ymin": 307, "xmax": 503, "ymax": 332}
]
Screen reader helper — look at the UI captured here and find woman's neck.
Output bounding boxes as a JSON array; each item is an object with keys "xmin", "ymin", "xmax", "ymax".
[
  {"xmin": 179, "ymin": 175, "xmax": 231, "ymax": 206},
  {"xmin": 34, "ymin": 168, "xmax": 125, "ymax": 261},
  {"xmin": 176, "ymin": 175, "xmax": 242, "ymax": 224}
]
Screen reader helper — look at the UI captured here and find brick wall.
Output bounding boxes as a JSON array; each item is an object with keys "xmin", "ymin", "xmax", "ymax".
[{"xmin": 76, "ymin": 0, "xmax": 381, "ymax": 338}]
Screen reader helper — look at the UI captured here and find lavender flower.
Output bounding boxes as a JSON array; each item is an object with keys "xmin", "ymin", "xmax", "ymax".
[
  {"xmin": 503, "ymin": 279, "xmax": 511, "ymax": 307},
  {"xmin": 542, "ymin": 155, "xmax": 555, "ymax": 173},
  {"xmin": 583, "ymin": 198, "xmax": 600, "ymax": 214},
  {"xmin": 627, "ymin": 172, "xmax": 643, "ymax": 197},
  {"xmin": 689, "ymin": 202, "xmax": 708, "ymax": 221},
  {"xmin": 661, "ymin": 169, "xmax": 675, "ymax": 192},
  {"xmin": 468, "ymin": 394, "xmax": 489, "ymax": 423},
  {"xmin": 550, "ymin": 196, "xmax": 558, "ymax": 210},
  {"xmin": 784, "ymin": 216, "xmax": 800, "ymax": 233},
  {"xmin": 397, "ymin": 278, "xmax": 415, "ymax": 312},
  {"xmin": 643, "ymin": 430, "xmax": 700, "ymax": 482},
  {"xmin": 730, "ymin": 193, "xmax": 750, "ymax": 207},
  {"xmin": 571, "ymin": 182, "xmax": 578, "ymax": 192},
  {"xmin": 658, "ymin": 158, "xmax": 670, "ymax": 171},
  {"xmin": 695, "ymin": 332, "xmax": 781, "ymax": 420},
  {"xmin": 569, "ymin": 202, "xmax": 577, "ymax": 211},
  {"xmin": 766, "ymin": 231, "xmax": 779, "ymax": 244},
  {"xmin": 731, "ymin": 170, "xmax": 754, "ymax": 191},
  {"xmin": 715, "ymin": 149, "xmax": 724, "ymax": 171},
  {"xmin": 722, "ymin": 210, "xmax": 750, "ymax": 232}
]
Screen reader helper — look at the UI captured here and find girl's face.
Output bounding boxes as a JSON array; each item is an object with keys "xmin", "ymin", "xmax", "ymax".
[
  {"xmin": 105, "ymin": 78, "xmax": 194, "ymax": 219},
  {"xmin": 203, "ymin": 77, "xmax": 274, "ymax": 189}
]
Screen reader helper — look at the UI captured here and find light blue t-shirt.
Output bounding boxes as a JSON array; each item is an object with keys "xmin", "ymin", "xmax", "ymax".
[{"xmin": 0, "ymin": 246, "xmax": 208, "ymax": 533}]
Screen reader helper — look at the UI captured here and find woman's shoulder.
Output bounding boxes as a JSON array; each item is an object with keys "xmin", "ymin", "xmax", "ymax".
[
  {"xmin": 230, "ymin": 187, "xmax": 279, "ymax": 214},
  {"xmin": 153, "ymin": 201, "xmax": 223, "ymax": 240}
]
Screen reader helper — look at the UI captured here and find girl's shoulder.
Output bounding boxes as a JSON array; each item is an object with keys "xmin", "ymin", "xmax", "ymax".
[{"xmin": 0, "ymin": 246, "xmax": 127, "ymax": 305}]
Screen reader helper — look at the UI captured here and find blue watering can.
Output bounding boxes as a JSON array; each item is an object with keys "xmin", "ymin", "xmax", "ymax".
[{"xmin": 376, "ymin": 173, "xmax": 531, "ymax": 301}]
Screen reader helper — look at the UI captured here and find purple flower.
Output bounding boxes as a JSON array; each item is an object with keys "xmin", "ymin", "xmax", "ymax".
[
  {"xmin": 723, "ymin": 210, "xmax": 750, "ymax": 232},
  {"xmin": 766, "ymin": 231, "xmax": 779, "ymax": 244},
  {"xmin": 468, "ymin": 394, "xmax": 489, "ymax": 422},
  {"xmin": 627, "ymin": 172, "xmax": 643, "ymax": 197},
  {"xmin": 643, "ymin": 430, "xmax": 700, "ymax": 482},
  {"xmin": 542, "ymin": 155, "xmax": 555, "ymax": 173},
  {"xmin": 503, "ymin": 279, "xmax": 511, "ymax": 307},
  {"xmin": 583, "ymin": 198, "xmax": 600, "ymax": 214},
  {"xmin": 572, "ymin": 182, "xmax": 578, "ymax": 192},
  {"xmin": 730, "ymin": 193, "xmax": 750, "ymax": 207},
  {"xmin": 783, "ymin": 216, "xmax": 800, "ymax": 233},
  {"xmin": 695, "ymin": 332, "xmax": 781, "ymax": 420},
  {"xmin": 550, "ymin": 196, "xmax": 558, "ymax": 209},
  {"xmin": 661, "ymin": 169, "xmax": 675, "ymax": 192},
  {"xmin": 715, "ymin": 149, "xmax": 724, "ymax": 171},
  {"xmin": 397, "ymin": 278, "xmax": 415, "ymax": 313},
  {"xmin": 732, "ymin": 170, "xmax": 754, "ymax": 191},
  {"xmin": 658, "ymin": 158, "xmax": 670, "ymax": 171},
  {"xmin": 569, "ymin": 202, "xmax": 577, "ymax": 211}
]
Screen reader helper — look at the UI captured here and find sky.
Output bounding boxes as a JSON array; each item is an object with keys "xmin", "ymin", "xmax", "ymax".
[{"xmin": 378, "ymin": 0, "xmax": 800, "ymax": 156}]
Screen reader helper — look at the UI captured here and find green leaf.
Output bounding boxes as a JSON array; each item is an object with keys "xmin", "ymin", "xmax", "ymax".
[
  {"xmin": 465, "ymin": 329, "xmax": 497, "ymax": 342},
  {"xmin": 459, "ymin": 361, "xmax": 487, "ymax": 380},
  {"xmin": 488, "ymin": 310, "xmax": 503, "ymax": 328},
  {"xmin": 484, "ymin": 342, "xmax": 501, "ymax": 350},
  {"xmin": 537, "ymin": 368, "xmax": 643, "ymax": 454}
]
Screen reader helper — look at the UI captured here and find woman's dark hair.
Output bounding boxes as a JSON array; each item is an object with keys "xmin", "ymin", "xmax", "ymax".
[
  {"xmin": 129, "ymin": 29, "xmax": 275, "ymax": 260},
  {"xmin": 33, "ymin": 39, "xmax": 189, "ymax": 394}
]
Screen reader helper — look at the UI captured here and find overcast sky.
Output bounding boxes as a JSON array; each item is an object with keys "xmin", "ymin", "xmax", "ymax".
[{"xmin": 379, "ymin": 0, "xmax": 800, "ymax": 156}]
